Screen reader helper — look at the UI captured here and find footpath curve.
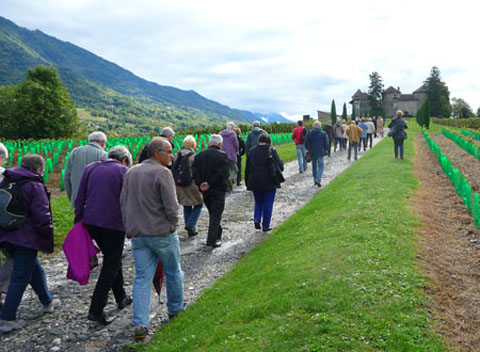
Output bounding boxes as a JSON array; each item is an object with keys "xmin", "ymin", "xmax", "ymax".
[{"xmin": 0, "ymin": 137, "xmax": 383, "ymax": 352}]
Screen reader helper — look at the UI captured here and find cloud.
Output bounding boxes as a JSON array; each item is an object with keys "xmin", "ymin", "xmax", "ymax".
[{"xmin": 1, "ymin": 0, "xmax": 480, "ymax": 115}]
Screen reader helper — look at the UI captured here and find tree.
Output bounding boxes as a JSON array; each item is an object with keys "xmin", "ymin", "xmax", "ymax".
[
  {"xmin": 451, "ymin": 97, "xmax": 473, "ymax": 118},
  {"xmin": 477, "ymin": 107, "xmax": 480, "ymax": 117},
  {"xmin": 424, "ymin": 66, "xmax": 451, "ymax": 118},
  {"xmin": 0, "ymin": 65, "xmax": 79, "ymax": 139},
  {"xmin": 342, "ymin": 103, "xmax": 347, "ymax": 120},
  {"xmin": 416, "ymin": 99, "xmax": 430, "ymax": 129},
  {"xmin": 368, "ymin": 72, "xmax": 384, "ymax": 117},
  {"xmin": 330, "ymin": 99, "xmax": 337, "ymax": 124}
]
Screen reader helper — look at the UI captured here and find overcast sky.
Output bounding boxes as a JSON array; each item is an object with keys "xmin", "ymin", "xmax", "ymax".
[{"xmin": 1, "ymin": 0, "xmax": 479, "ymax": 119}]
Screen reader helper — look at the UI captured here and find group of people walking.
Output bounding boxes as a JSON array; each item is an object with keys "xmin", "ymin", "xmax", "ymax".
[{"xmin": 0, "ymin": 112, "xmax": 407, "ymax": 340}]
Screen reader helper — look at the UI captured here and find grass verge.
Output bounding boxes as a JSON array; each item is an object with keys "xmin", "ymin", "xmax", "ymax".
[{"xmin": 136, "ymin": 136, "xmax": 447, "ymax": 351}]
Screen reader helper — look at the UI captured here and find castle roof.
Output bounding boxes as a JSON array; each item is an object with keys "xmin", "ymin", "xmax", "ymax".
[
  {"xmin": 383, "ymin": 86, "xmax": 400, "ymax": 94},
  {"xmin": 351, "ymin": 89, "xmax": 368, "ymax": 100},
  {"xmin": 397, "ymin": 94, "xmax": 417, "ymax": 101},
  {"xmin": 413, "ymin": 84, "xmax": 428, "ymax": 93}
]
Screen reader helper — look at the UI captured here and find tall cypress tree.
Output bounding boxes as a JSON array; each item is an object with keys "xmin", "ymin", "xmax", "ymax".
[
  {"xmin": 331, "ymin": 99, "xmax": 337, "ymax": 124},
  {"xmin": 424, "ymin": 67, "xmax": 451, "ymax": 118},
  {"xmin": 368, "ymin": 72, "xmax": 384, "ymax": 117},
  {"xmin": 342, "ymin": 103, "xmax": 348, "ymax": 120}
]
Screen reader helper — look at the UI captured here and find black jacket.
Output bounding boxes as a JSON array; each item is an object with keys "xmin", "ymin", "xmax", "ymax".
[
  {"xmin": 323, "ymin": 124, "xmax": 335, "ymax": 143},
  {"xmin": 238, "ymin": 136, "xmax": 246, "ymax": 157},
  {"xmin": 192, "ymin": 146, "xmax": 229, "ymax": 192},
  {"xmin": 245, "ymin": 145, "xmax": 284, "ymax": 192},
  {"xmin": 388, "ymin": 118, "xmax": 408, "ymax": 140}
]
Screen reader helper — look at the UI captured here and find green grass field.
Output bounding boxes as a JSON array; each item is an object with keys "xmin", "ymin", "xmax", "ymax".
[{"xmin": 135, "ymin": 132, "xmax": 448, "ymax": 351}]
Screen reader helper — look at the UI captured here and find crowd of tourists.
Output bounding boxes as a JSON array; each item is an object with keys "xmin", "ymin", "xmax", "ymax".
[{"xmin": 0, "ymin": 111, "xmax": 406, "ymax": 340}]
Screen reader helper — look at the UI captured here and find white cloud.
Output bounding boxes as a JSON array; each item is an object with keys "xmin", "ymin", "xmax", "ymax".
[{"xmin": 1, "ymin": 0, "xmax": 480, "ymax": 115}]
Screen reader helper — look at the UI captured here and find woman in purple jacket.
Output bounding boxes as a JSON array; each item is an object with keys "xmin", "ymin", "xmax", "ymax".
[
  {"xmin": 0, "ymin": 154, "xmax": 59, "ymax": 333},
  {"xmin": 74, "ymin": 146, "xmax": 132, "ymax": 325}
]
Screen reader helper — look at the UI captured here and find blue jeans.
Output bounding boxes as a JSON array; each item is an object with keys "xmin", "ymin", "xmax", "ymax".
[
  {"xmin": 312, "ymin": 156, "xmax": 324, "ymax": 184},
  {"xmin": 334, "ymin": 138, "xmax": 343, "ymax": 151},
  {"xmin": 296, "ymin": 144, "xmax": 307, "ymax": 172},
  {"xmin": 394, "ymin": 138, "xmax": 404, "ymax": 158},
  {"xmin": 348, "ymin": 141, "xmax": 359, "ymax": 160},
  {"xmin": 131, "ymin": 233, "xmax": 184, "ymax": 328},
  {"xmin": 183, "ymin": 204, "xmax": 203, "ymax": 229},
  {"xmin": 253, "ymin": 189, "xmax": 276, "ymax": 229},
  {"xmin": 0, "ymin": 243, "xmax": 52, "ymax": 321}
]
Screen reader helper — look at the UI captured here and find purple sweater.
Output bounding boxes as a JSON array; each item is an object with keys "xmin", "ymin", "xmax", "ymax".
[
  {"xmin": 219, "ymin": 129, "xmax": 239, "ymax": 162},
  {"xmin": 74, "ymin": 159, "xmax": 128, "ymax": 232},
  {"xmin": 0, "ymin": 168, "xmax": 54, "ymax": 253}
]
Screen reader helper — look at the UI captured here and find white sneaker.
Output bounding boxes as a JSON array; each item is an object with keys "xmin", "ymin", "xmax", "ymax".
[
  {"xmin": 43, "ymin": 298, "xmax": 61, "ymax": 314},
  {"xmin": 0, "ymin": 319, "xmax": 23, "ymax": 333}
]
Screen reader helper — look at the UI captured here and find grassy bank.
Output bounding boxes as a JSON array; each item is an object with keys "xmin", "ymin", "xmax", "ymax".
[{"xmin": 137, "ymin": 136, "xmax": 447, "ymax": 351}]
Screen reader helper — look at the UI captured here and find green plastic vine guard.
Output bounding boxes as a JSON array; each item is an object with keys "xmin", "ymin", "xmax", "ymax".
[{"xmin": 474, "ymin": 193, "xmax": 479, "ymax": 227}]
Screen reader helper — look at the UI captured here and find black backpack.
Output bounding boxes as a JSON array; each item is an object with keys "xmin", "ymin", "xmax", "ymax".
[
  {"xmin": 172, "ymin": 152, "xmax": 194, "ymax": 186},
  {"xmin": 0, "ymin": 176, "xmax": 34, "ymax": 230}
]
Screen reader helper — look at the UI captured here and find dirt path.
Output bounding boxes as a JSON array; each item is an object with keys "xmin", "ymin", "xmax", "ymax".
[
  {"xmin": 0, "ymin": 139, "xmax": 383, "ymax": 352},
  {"xmin": 412, "ymin": 134, "xmax": 480, "ymax": 351}
]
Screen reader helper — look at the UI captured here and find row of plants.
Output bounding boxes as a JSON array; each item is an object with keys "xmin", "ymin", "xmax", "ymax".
[
  {"xmin": 432, "ymin": 117, "xmax": 480, "ymax": 130},
  {"xmin": 441, "ymin": 129, "xmax": 480, "ymax": 159},
  {"xmin": 422, "ymin": 129, "xmax": 479, "ymax": 226}
]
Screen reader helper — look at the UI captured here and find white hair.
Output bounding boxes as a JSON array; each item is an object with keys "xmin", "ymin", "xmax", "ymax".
[
  {"xmin": 209, "ymin": 134, "xmax": 223, "ymax": 146},
  {"xmin": 88, "ymin": 131, "xmax": 107, "ymax": 143},
  {"xmin": 313, "ymin": 121, "xmax": 322, "ymax": 128},
  {"xmin": 108, "ymin": 145, "xmax": 132, "ymax": 166},
  {"xmin": 0, "ymin": 143, "xmax": 8, "ymax": 161},
  {"xmin": 160, "ymin": 127, "xmax": 175, "ymax": 138},
  {"xmin": 226, "ymin": 121, "xmax": 236, "ymax": 130},
  {"xmin": 252, "ymin": 120, "xmax": 261, "ymax": 127}
]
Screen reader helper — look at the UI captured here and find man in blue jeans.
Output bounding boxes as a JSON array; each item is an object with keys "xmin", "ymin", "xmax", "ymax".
[
  {"xmin": 305, "ymin": 121, "xmax": 329, "ymax": 187},
  {"xmin": 120, "ymin": 137, "xmax": 184, "ymax": 341},
  {"xmin": 292, "ymin": 120, "xmax": 308, "ymax": 173}
]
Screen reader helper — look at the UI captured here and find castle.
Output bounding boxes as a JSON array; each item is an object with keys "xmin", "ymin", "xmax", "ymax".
[{"xmin": 350, "ymin": 85, "xmax": 428, "ymax": 117}]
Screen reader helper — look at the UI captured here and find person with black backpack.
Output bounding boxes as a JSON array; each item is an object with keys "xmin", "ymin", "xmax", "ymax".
[
  {"xmin": 172, "ymin": 135, "xmax": 203, "ymax": 238},
  {"xmin": 0, "ymin": 154, "xmax": 59, "ymax": 333}
]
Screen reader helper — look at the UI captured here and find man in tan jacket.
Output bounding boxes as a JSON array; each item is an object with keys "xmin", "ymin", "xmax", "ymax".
[
  {"xmin": 120, "ymin": 137, "xmax": 183, "ymax": 341},
  {"xmin": 346, "ymin": 121, "xmax": 364, "ymax": 161}
]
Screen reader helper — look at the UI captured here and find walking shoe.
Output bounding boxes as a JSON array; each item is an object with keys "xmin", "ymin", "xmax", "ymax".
[
  {"xmin": 88, "ymin": 312, "xmax": 114, "ymax": 325},
  {"xmin": 254, "ymin": 221, "xmax": 261, "ymax": 230},
  {"xmin": 185, "ymin": 226, "xmax": 198, "ymax": 238},
  {"xmin": 0, "ymin": 319, "xmax": 22, "ymax": 333},
  {"xmin": 262, "ymin": 227, "xmax": 272, "ymax": 232},
  {"xmin": 117, "ymin": 295, "xmax": 132, "ymax": 310},
  {"xmin": 213, "ymin": 239, "xmax": 222, "ymax": 248},
  {"xmin": 134, "ymin": 326, "xmax": 148, "ymax": 341},
  {"xmin": 43, "ymin": 298, "xmax": 61, "ymax": 314}
]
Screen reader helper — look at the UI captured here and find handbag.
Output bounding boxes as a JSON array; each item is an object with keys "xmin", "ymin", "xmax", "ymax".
[
  {"xmin": 268, "ymin": 147, "xmax": 285, "ymax": 187},
  {"xmin": 306, "ymin": 151, "xmax": 312, "ymax": 163}
]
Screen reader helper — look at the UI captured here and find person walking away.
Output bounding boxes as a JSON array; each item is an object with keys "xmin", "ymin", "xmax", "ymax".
[
  {"xmin": 0, "ymin": 143, "xmax": 13, "ymax": 308},
  {"xmin": 138, "ymin": 127, "xmax": 175, "ymax": 163},
  {"xmin": 74, "ymin": 146, "xmax": 133, "ymax": 325},
  {"xmin": 245, "ymin": 121, "xmax": 266, "ymax": 155},
  {"xmin": 333, "ymin": 121, "xmax": 344, "ymax": 151},
  {"xmin": 341, "ymin": 119, "xmax": 348, "ymax": 149},
  {"xmin": 366, "ymin": 118, "xmax": 376, "ymax": 149},
  {"xmin": 192, "ymin": 135, "xmax": 229, "ymax": 248},
  {"xmin": 234, "ymin": 128, "xmax": 246, "ymax": 186},
  {"xmin": 346, "ymin": 121, "xmax": 364, "ymax": 161},
  {"xmin": 323, "ymin": 121, "xmax": 335, "ymax": 157},
  {"xmin": 305, "ymin": 121, "xmax": 329, "ymax": 187},
  {"xmin": 388, "ymin": 110, "xmax": 408, "ymax": 159},
  {"xmin": 219, "ymin": 122, "xmax": 239, "ymax": 191},
  {"xmin": 65, "ymin": 131, "xmax": 108, "ymax": 206},
  {"xmin": 120, "ymin": 138, "xmax": 183, "ymax": 340},
  {"xmin": 377, "ymin": 117, "xmax": 385, "ymax": 138},
  {"xmin": 245, "ymin": 134, "xmax": 283, "ymax": 231},
  {"xmin": 292, "ymin": 120, "xmax": 308, "ymax": 173},
  {"xmin": 173, "ymin": 136, "xmax": 203, "ymax": 238},
  {"xmin": 0, "ymin": 154, "xmax": 59, "ymax": 333},
  {"xmin": 358, "ymin": 118, "xmax": 368, "ymax": 151}
]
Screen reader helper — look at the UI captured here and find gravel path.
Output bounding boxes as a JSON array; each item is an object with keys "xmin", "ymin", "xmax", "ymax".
[{"xmin": 0, "ymin": 137, "xmax": 383, "ymax": 352}]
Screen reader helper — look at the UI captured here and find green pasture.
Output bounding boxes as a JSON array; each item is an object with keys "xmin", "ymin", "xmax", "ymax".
[{"xmin": 134, "ymin": 131, "xmax": 447, "ymax": 351}]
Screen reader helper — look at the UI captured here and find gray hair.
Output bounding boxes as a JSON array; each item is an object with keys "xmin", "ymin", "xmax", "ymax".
[
  {"xmin": 0, "ymin": 143, "xmax": 8, "ymax": 161},
  {"xmin": 108, "ymin": 145, "xmax": 132, "ymax": 166},
  {"xmin": 396, "ymin": 110, "xmax": 404, "ymax": 118},
  {"xmin": 147, "ymin": 137, "xmax": 170, "ymax": 157},
  {"xmin": 88, "ymin": 131, "xmax": 107, "ymax": 143},
  {"xmin": 160, "ymin": 127, "xmax": 175, "ymax": 138},
  {"xmin": 226, "ymin": 121, "xmax": 236, "ymax": 130},
  {"xmin": 252, "ymin": 120, "xmax": 261, "ymax": 127},
  {"xmin": 21, "ymin": 154, "xmax": 45, "ymax": 173},
  {"xmin": 313, "ymin": 121, "xmax": 322, "ymax": 129},
  {"xmin": 209, "ymin": 134, "xmax": 223, "ymax": 146}
]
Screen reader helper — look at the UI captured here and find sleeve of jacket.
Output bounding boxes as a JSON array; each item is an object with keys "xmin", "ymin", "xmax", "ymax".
[
  {"xmin": 192, "ymin": 154, "xmax": 202, "ymax": 186},
  {"xmin": 26, "ymin": 182, "xmax": 53, "ymax": 240},
  {"xmin": 404, "ymin": 121, "xmax": 408, "ymax": 130},
  {"xmin": 64, "ymin": 149, "xmax": 76, "ymax": 201},
  {"xmin": 245, "ymin": 134, "xmax": 252, "ymax": 154},
  {"xmin": 388, "ymin": 120, "xmax": 394, "ymax": 129},
  {"xmin": 323, "ymin": 133, "xmax": 329, "ymax": 152},
  {"xmin": 305, "ymin": 131, "xmax": 311, "ymax": 150},
  {"xmin": 272, "ymin": 148, "xmax": 284, "ymax": 171},
  {"xmin": 73, "ymin": 167, "xmax": 89, "ymax": 224},
  {"xmin": 245, "ymin": 153, "xmax": 251, "ymax": 188},
  {"xmin": 157, "ymin": 170, "xmax": 179, "ymax": 227}
]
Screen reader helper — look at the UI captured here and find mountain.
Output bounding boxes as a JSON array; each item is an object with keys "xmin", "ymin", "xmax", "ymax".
[
  {"xmin": 254, "ymin": 112, "xmax": 292, "ymax": 123},
  {"xmin": 0, "ymin": 16, "xmax": 286, "ymax": 134}
]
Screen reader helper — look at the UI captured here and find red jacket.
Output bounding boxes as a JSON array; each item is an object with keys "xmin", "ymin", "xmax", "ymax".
[{"xmin": 292, "ymin": 126, "xmax": 306, "ymax": 145}]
